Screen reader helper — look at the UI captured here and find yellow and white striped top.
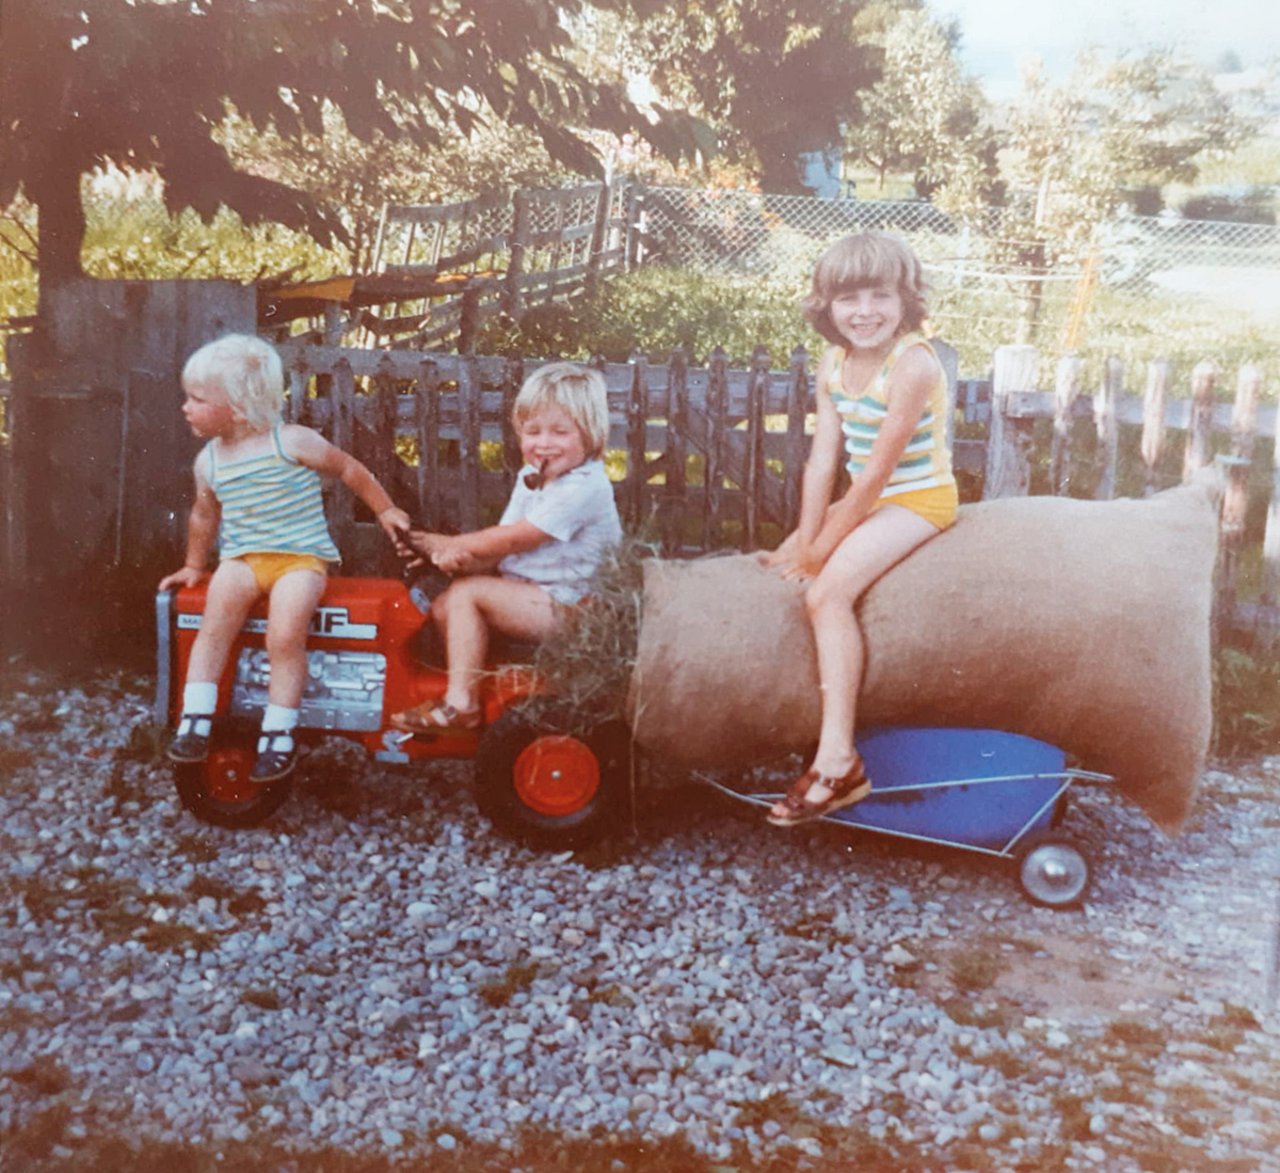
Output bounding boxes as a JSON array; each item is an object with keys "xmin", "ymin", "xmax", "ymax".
[
  {"xmin": 826, "ymin": 332, "xmax": 954, "ymax": 497},
  {"xmin": 207, "ymin": 425, "xmax": 340, "ymax": 562}
]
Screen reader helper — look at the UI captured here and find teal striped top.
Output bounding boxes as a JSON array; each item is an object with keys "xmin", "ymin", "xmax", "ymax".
[
  {"xmin": 826, "ymin": 332, "xmax": 954, "ymax": 497},
  {"xmin": 207, "ymin": 426, "xmax": 340, "ymax": 562}
]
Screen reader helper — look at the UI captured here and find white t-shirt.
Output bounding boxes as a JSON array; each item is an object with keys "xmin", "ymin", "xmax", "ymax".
[{"xmin": 498, "ymin": 459, "xmax": 622, "ymax": 604}]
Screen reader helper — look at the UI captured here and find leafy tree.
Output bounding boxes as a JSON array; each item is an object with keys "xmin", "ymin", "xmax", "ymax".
[
  {"xmin": 220, "ymin": 107, "xmax": 569, "ymax": 274},
  {"xmin": 846, "ymin": 11, "xmax": 1000, "ymax": 213},
  {"xmin": 620, "ymin": 0, "xmax": 919, "ymax": 193},
  {"xmin": 997, "ymin": 50, "xmax": 1260, "ymax": 338},
  {"xmin": 0, "ymin": 0, "xmax": 705, "ymax": 294}
]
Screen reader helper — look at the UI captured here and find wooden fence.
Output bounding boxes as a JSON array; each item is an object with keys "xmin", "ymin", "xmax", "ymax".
[
  {"xmin": 361, "ymin": 182, "xmax": 637, "ymax": 351},
  {"xmin": 276, "ymin": 339, "xmax": 1279, "ymax": 647}
]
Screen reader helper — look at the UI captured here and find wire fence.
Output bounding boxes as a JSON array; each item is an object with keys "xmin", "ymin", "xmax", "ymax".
[{"xmin": 638, "ymin": 186, "xmax": 1280, "ymax": 290}]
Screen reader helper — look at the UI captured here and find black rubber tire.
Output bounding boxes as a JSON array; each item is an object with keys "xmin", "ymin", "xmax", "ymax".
[
  {"xmin": 1014, "ymin": 833, "xmax": 1092, "ymax": 908},
  {"xmin": 173, "ymin": 722, "xmax": 294, "ymax": 830},
  {"xmin": 474, "ymin": 709, "xmax": 631, "ymax": 850}
]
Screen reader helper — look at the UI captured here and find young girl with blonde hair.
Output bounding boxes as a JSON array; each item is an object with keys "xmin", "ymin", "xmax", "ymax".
[
  {"xmin": 765, "ymin": 232, "xmax": 956, "ymax": 825},
  {"xmin": 160, "ymin": 334, "xmax": 410, "ymax": 781}
]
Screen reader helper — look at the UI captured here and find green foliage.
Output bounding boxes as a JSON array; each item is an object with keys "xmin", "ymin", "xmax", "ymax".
[
  {"xmin": 848, "ymin": 9, "xmax": 1000, "ymax": 213},
  {"xmin": 479, "ymin": 266, "xmax": 818, "ymax": 365},
  {"xmin": 1, "ymin": 1, "xmax": 704, "ymax": 285},
  {"xmin": 619, "ymin": 0, "xmax": 906, "ymax": 192},
  {"xmin": 1212, "ymin": 646, "xmax": 1280, "ymax": 759}
]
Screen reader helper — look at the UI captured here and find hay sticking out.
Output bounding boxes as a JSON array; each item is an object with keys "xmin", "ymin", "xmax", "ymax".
[{"xmin": 519, "ymin": 536, "xmax": 653, "ymax": 732}]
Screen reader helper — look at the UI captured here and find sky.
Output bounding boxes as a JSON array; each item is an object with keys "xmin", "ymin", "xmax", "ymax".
[{"xmin": 930, "ymin": 0, "xmax": 1279, "ymax": 100}]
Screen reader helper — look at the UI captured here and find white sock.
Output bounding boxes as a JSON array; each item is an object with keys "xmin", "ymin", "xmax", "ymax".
[
  {"xmin": 182, "ymin": 682, "xmax": 217, "ymax": 715},
  {"xmin": 261, "ymin": 704, "xmax": 299, "ymax": 734}
]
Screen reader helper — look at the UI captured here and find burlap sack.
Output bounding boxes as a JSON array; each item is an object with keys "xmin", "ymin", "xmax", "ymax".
[{"xmin": 626, "ymin": 481, "xmax": 1219, "ymax": 833}]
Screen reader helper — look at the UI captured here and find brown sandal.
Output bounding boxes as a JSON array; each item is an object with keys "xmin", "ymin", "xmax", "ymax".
[
  {"xmin": 390, "ymin": 700, "xmax": 483, "ymax": 735},
  {"xmin": 767, "ymin": 757, "xmax": 871, "ymax": 826}
]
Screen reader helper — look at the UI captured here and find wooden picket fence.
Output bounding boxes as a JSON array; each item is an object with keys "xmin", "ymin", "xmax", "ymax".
[{"xmin": 276, "ymin": 339, "xmax": 1279, "ymax": 646}]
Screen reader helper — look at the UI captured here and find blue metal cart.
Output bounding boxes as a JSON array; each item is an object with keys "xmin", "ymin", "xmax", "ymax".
[{"xmin": 702, "ymin": 726, "xmax": 1112, "ymax": 907}]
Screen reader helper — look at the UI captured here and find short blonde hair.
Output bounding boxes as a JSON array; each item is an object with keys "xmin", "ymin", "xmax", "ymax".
[
  {"xmin": 512, "ymin": 362, "xmax": 610, "ymax": 459},
  {"xmin": 802, "ymin": 232, "xmax": 930, "ymax": 347},
  {"xmin": 182, "ymin": 334, "xmax": 285, "ymax": 431}
]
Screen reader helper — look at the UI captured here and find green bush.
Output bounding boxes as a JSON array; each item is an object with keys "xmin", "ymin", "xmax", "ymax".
[{"xmin": 1212, "ymin": 645, "xmax": 1280, "ymax": 758}]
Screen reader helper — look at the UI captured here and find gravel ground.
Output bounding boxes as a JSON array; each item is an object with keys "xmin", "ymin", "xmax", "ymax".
[{"xmin": 1, "ymin": 666, "xmax": 1278, "ymax": 1172}]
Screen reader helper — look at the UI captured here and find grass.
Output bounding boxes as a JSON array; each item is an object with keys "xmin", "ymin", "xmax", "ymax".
[
  {"xmin": 477, "ymin": 960, "xmax": 542, "ymax": 1008},
  {"xmin": 948, "ymin": 948, "xmax": 1007, "ymax": 993}
]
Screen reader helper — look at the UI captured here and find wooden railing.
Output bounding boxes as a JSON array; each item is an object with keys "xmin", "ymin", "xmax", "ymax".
[{"xmin": 277, "ymin": 339, "xmax": 1278, "ymax": 646}]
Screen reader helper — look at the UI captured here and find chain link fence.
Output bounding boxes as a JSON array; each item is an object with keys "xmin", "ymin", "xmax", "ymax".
[{"xmin": 638, "ymin": 185, "xmax": 1280, "ymax": 290}]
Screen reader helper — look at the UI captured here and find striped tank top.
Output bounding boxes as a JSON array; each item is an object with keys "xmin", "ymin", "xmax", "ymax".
[
  {"xmin": 207, "ymin": 426, "xmax": 340, "ymax": 562},
  {"xmin": 827, "ymin": 332, "xmax": 954, "ymax": 497}
]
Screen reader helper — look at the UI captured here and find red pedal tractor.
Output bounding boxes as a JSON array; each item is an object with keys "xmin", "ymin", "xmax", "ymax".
[{"xmin": 154, "ymin": 576, "xmax": 631, "ymax": 848}]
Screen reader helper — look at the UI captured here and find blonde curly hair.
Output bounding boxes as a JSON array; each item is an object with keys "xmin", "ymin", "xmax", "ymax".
[{"xmin": 182, "ymin": 334, "xmax": 285, "ymax": 432}]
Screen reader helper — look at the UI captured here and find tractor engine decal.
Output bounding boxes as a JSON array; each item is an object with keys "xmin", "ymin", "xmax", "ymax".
[
  {"xmin": 176, "ymin": 605, "xmax": 377, "ymax": 641},
  {"xmin": 229, "ymin": 648, "xmax": 386, "ymax": 731}
]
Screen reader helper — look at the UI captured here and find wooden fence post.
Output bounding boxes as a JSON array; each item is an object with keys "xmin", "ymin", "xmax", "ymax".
[
  {"xmin": 625, "ymin": 184, "xmax": 644, "ymax": 270},
  {"xmin": 501, "ymin": 356, "xmax": 524, "ymax": 480},
  {"xmin": 415, "ymin": 359, "xmax": 440, "ymax": 530},
  {"xmin": 984, "ymin": 344, "xmax": 1039, "ymax": 499},
  {"xmin": 703, "ymin": 346, "xmax": 728, "ymax": 549},
  {"xmin": 626, "ymin": 350, "xmax": 648, "ymax": 530},
  {"xmin": 458, "ymin": 286, "xmax": 480, "ymax": 355},
  {"xmin": 586, "ymin": 182, "xmax": 612, "ymax": 300},
  {"xmin": 457, "ymin": 359, "xmax": 481, "ymax": 532},
  {"xmin": 330, "ymin": 359, "xmax": 357, "ymax": 551},
  {"xmin": 1182, "ymin": 361, "xmax": 1217, "ymax": 482},
  {"xmin": 1050, "ymin": 353, "xmax": 1081, "ymax": 496},
  {"xmin": 1260, "ymin": 375, "xmax": 1280, "ymax": 652},
  {"xmin": 784, "ymin": 345, "xmax": 809, "ymax": 532},
  {"xmin": 743, "ymin": 345, "xmax": 768, "ymax": 551},
  {"xmin": 372, "ymin": 357, "xmax": 399, "ymax": 497},
  {"xmin": 1140, "ymin": 358, "xmax": 1169, "ymax": 496},
  {"xmin": 662, "ymin": 348, "xmax": 689, "ymax": 556},
  {"xmin": 504, "ymin": 190, "xmax": 530, "ymax": 320},
  {"xmin": 1218, "ymin": 363, "xmax": 1262, "ymax": 634},
  {"xmin": 1094, "ymin": 355, "xmax": 1122, "ymax": 501}
]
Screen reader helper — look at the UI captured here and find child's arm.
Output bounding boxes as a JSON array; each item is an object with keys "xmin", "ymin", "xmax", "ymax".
[
  {"xmin": 159, "ymin": 455, "xmax": 220, "ymax": 590},
  {"xmin": 283, "ymin": 425, "xmax": 411, "ymax": 540},
  {"xmin": 400, "ymin": 521, "xmax": 549, "ymax": 575}
]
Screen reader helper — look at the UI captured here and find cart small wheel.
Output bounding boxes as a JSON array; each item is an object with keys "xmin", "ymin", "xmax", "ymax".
[
  {"xmin": 173, "ymin": 725, "xmax": 293, "ymax": 830},
  {"xmin": 1015, "ymin": 835, "xmax": 1091, "ymax": 908},
  {"xmin": 474, "ymin": 710, "xmax": 630, "ymax": 850}
]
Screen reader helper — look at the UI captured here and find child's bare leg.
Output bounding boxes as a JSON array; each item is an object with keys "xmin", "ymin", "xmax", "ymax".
[
  {"xmin": 186, "ymin": 559, "xmax": 261, "ymax": 684},
  {"xmin": 433, "ymin": 577, "xmax": 560, "ymax": 711},
  {"xmin": 772, "ymin": 505, "xmax": 939, "ymax": 815},
  {"xmin": 264, "ymin": 568, "xmax": 327, "ymax": 708}
]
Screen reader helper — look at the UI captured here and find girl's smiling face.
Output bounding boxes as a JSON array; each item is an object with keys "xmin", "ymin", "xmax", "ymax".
[
  {"xmin": 519, "ymin": 404, "xmax": 588, "ymax": 484},
  {"xmin": 181, "ymin": 378, "xmax": 238, "ymax": 438},
  {"xmin": 828, "ymin": 282, "xmax": 905, "ymax": 352}
]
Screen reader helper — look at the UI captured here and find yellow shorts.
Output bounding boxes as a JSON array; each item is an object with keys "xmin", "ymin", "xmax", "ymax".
[
  {"xmin": 874, "ymin": 482, "xmax": 959, "ymax": 531},
  {"xmin": 233, "ymin": 553, "xmax": 329, "ymax": 592}
]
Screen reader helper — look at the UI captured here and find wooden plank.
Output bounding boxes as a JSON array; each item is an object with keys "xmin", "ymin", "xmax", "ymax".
[
  {"xmin": 329, "ymin": 359, "xmax": 357, "ymax": 551},
  {"xmin": 784, "ymin": 346, "xmax": 810, "ymax": 532},
  {"xmin": 1261, "ymin": 373, "xmax": 1280, "ymax": 651},
  {"xmin": 1218, "ymin": 363, "xmax": 1263, "ymax": 631},
  {"xmin": 1050, "ymin": 354, "xmax": 1082, "ymax": 496},
  {"xmin": 662, "ymin": 349, "xmax": 689, "ymax": 556},
  {"xmin": 505, "ymin": 191, "xmax": 530, "ymax": 319},
  {"xmin": 1093, "ymin": 356, "xmax": 1121, "ymax": 501},
  {"xmin": 626, "ymin": 352, "xmax": 648, "ymax": 530},
  {"xmin": 502, "ymin": 357, "xmax": 524, "ymax": 481},
  {"xmin": 415, "ymin": 359, "xmax": 441, "ymax": 529},
  {"xmin": 1182, "ymin": 361, "xmax": 1217, "ymax": 482},
  {"xmin": 703, "ymin": 348, "xmax": 728, "ymax": 547},
  {"xmin": 1140, "ymin": 359, "xmax": 1169, "ymax": 496},
  {"xmin": 457, "ymin": 359, "xmax": 481, "ymax": 532},
  {"xmin": 743, "ymin": 346, "xmax": 768, "ymax": 550},
  {"xmin": 984, "ymin": 344, "xmax": 1038, "ymax": 499}
]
